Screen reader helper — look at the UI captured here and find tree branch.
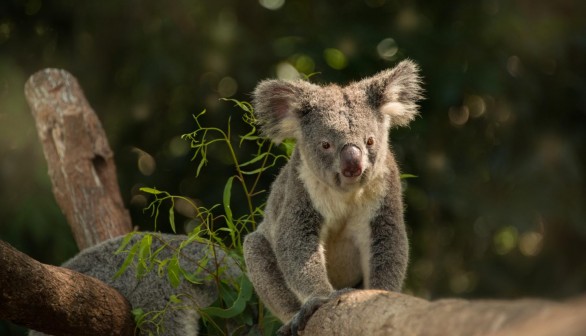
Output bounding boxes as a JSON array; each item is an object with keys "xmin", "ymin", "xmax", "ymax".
[
  {"xmin": 0, "ymin": 240, "xmax": 135, "ymax": 336},
  {"xmin": 301, "ymin": 290, "xmax": 586, "ymax": 336},
  {"xmin": 24, "ymin": 69, "xmax": 132, "ymax": 250}
]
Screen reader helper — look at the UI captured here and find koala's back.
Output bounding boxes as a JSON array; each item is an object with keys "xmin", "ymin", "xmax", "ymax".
[{"xmin": 28, "ymin": 233, "xmax": 226, "ymax": 336}]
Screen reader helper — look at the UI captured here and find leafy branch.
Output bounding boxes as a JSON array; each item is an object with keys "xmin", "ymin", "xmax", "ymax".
[{"xmin": 116, "ymin": 99, "xmax": 289, "ymax": 335}]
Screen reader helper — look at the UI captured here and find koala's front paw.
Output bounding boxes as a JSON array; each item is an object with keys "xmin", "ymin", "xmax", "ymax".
[
  {"xmin": 277, "ymin": 289, "xmax": 356, "ymax": 336},
  {"xmin": 277, "ymin": 296, "xmax": 326, "ymax": 336}
]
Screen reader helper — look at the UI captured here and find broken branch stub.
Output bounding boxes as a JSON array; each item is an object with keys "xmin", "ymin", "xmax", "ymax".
[{"xmin": 24, "ymin": 69, "xmax": 132, "ymax": 250}]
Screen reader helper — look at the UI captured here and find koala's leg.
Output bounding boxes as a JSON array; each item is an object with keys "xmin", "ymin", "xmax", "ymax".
[
  {"xmin": 367, "ymin": 180, "xmax": 409, "ymax": 291},
  {"xmin": 243, "ymin": 232, "xmax": 300, "ymax": 322}
]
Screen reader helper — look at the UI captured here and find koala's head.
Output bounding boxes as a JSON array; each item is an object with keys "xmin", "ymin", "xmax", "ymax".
[{"xmin": 253, "ymin": 60, "xmax": 423, "ymax": 191}]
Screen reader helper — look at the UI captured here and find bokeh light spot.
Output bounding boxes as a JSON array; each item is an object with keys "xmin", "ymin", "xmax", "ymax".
[
  {"xmin": 448, "ymin": 105, "xmax": 470, "ymax": 126},
  {"xmin": 169, "ymin": 136, "xmax": 189, "ymax": 158},
  {"xmin": 174, "ymin": 197, "xmax": 198, "ymax": 219},
  {"xmin": 132, "ymin": 103, "xmax": 151, "ymax": 121},
  {"xmin": 377, "ymin": 38, "xmax": 399, "ymax": 61},
  {"xmin": 133, "ymin": 148, "xmax": 156, "ymax": 176},
  {"xmin": 25, "ymin": 0, "xmax": 42, "ymax": 16},
  {"xmin": 0, "ymin": 22, "xmax": 12, "ymax": 44},
  {"xmin": 218, "ymin": 76, "xmax": 238, "ymax": 97},
  {"xmin": 276, "ymin": 62, "xmax": 300, "ymax": 80},
  {"xmin": 396, "ymin": 7, "xmax": 420, "ymax": 31},
  {"xmin": 324, "ymin": 48, "xmax": 348, "ymax": 70},
  {"xmin": 450, "ymin": 272, "xmax": 476, "ymax": 294},
  {"xmin": 465, "ymin": 95, "xmax": 486, "ymax": 118},
  {"xmin": 259, "ymin": 0, "xmax": 285, "ymax": 10},
  {"xmin": 507, "ymin": 55, "xmax": 522, "ymax": 78},
  {"xmin": 130, "ymin": 194, "xmax": 148, "ymax": 208},
  {"xmin": 494, "ymin": 226, "xmax": 518, "ymax": 255},
  {"xmin": 519, "ymin": 231, "xmax": 543, "ymax": 257},
  {"xmin": 294, "ymin": 54, "xmax": 315, "ymax": 75}
]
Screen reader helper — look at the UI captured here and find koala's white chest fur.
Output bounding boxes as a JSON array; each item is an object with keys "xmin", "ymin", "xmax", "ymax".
[{"xmin": 298, "ymin": 161, "xmax": 385, "ymax": 289}]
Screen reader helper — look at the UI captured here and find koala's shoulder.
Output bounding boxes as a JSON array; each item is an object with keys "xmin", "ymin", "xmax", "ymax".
[{"xmin": 268, "ymin": 150, "xmax": 306, "ymax": 199}]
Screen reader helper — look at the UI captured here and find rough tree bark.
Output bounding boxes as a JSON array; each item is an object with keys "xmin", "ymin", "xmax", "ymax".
[
  {"xmin": 24, "ymin": 68, "xmax": 132, "ymax": 250},
  {"xmin": 0, "ymin": 240, "xmax": 134, "ymax": 336}
]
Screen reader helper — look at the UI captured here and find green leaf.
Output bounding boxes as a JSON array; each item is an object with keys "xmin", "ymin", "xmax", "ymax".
[
  {"xmin": 281, "ymin": 139, "xmax": 296, "ymax": 157},
  {"xmin": 223, "ymin": 176, "xmax": 234, "ymax": 225},
  {"xmin": 201, "ymin": 275, "xmax": 253, "ymax": 318},
  {"xmin": 180, "ymin": 228, "xmax": 204, "ymax": 250},
  {"xmin": 113, "ymin": 242, "xmax": 140, "ymax": 279},
  {"xmin": 239, "ymin": 152, "xmax": 270, "ymax": 168},
  {"xmin": 169, "ymin": 294, "xmax": 182, "ymax": 304},
  {"xmin": 137, "ymin": 234, "xmax": 153, "ymax": 278},
  {"xmin": 196, "ymin": 156, "xmax": 207, "ymax": 177},
  {"xmin": 151, "ymin": 241, "xmax": 167, "ymax": 260},
  {"xmin": 181, "ymin": 269, "xmax": 203, "ymax": 285},
  {"xmin": 239, "ymin": 128, "xmax": 260, "ymax": 146},
  {"xmin": 115, "ymin": 232, "xmax": 137, "ymax": 254},
  {"xmin": 157, "ymin": 259, "xmax": 169, "ymax": 277},
  {"xmin": 132, "ymin": 307, "xmax": 145, "ymax": 321},
  {"xmin": 140, "ymin": 187, "xmax": 162, "ymax": 195},
  {"xmin": 240, "ymin": 166, "xmax": 271, "ymax": 175},
  {"xmin": 220, "ymin": 98, "xmax": 253, "ymax": 113},
  {"xmin": 240, "ymin": 133, "xmax": 264, "ymax": 144},
  {"xmin": 138, "ymin": 234, "xmax": 153, "ymax": 259},
  {"xmin": 169, "ymin": 201, "xmax": 176, "ymax": 233},
  {"xmin": 167, "ymin": 258, "xmax": 181, "ymax": 288},
  {"xmin": 400, "ymin": 173, "xmax": 418, "ymax": 179}
]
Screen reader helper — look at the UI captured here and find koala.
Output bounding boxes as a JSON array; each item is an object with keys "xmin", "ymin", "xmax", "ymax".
[
  {"xmin": 243, "ymin": 60, "xmax": 422, "ymax": 334},
  {"xmin": 29, "ymin": 233, "xmax": 236, "ymax": 336}
]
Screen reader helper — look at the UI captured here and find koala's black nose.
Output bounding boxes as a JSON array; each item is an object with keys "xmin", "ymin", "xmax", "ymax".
[{"xmin": 340, "ymin": 144, "xmax": 363, "ymax": 178}]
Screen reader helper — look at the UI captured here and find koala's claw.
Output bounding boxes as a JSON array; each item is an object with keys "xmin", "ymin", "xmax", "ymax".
[
  {"xmin": 278, "ymin": 289, "xmax": 356, "ymax": 336},
  {"xmin": 277, "ymin": 296, "xmax": 326, "ymax": 336}
]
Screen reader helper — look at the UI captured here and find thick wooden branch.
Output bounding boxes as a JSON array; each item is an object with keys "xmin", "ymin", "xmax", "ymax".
[
  {"xmin": 24, "ymin": 69, "xmax": 132, "ymax": 250},
  {"xmin": 302, "ymin": 290, "xmax": 586, "ymax": 336},
  {"xmin": 0, "ymin": 240, "xmax": 135, "ymax": 336}
]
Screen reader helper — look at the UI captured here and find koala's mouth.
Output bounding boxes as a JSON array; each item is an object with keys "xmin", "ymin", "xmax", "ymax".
[{"xmin": 335, "ymin": 169, "xmax": 367, "ymax": 188}]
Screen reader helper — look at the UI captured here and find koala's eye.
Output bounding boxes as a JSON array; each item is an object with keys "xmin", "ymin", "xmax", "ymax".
[
  {"xmin": 367, "ymin": 137, "xmax": 375, "ymax": 146},
  {"xmin": 321, "ymin": 141, "xmax": 331, "ymax": 149}
]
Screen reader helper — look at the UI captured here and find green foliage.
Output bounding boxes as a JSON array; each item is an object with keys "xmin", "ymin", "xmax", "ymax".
[{"xmin": 116, "ymin": 100, "xmax": 289, "ymax": 335}]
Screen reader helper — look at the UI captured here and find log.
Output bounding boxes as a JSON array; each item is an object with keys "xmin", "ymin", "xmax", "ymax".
[
  {"xmin": 0, "ymin": 240, "xmax": 135, "ymax": 336},
  {"xmin": 300, "ymin": 290, "xmax": 586, "ymax": 336},
  {"xmin": 24, "ymin": 69, "xmax": 132, "ymax": 250}
]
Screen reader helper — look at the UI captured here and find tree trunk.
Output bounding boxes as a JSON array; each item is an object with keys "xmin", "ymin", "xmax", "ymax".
[
  {"xmin": 24, "ymin": 69, "xmax": 132, "ymax": 250},
  {"xmin": 301, "ymin": 290, "xmax": 586, "ymax": 336},
  {"xmin": 0, "ymin": 240, "xmax": 135, "ymax": 336}
]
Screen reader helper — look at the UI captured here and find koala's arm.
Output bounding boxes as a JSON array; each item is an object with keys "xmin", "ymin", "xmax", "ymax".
[
  {"xmin": 368, "ymin": 156, "xmax": 409, "ymax": 291},
  {"xmin": 273, "ymin": 185, "xmax": 334, "ymax": 303}
]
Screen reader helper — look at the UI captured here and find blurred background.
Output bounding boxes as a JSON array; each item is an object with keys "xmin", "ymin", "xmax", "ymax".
[{"xmin": 1, "ymin": 0, "xmax": 585, "ymax": 334}]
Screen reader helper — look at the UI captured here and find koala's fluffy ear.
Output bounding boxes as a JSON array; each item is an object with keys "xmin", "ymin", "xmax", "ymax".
[
  {"xmin": 252, "ymin": 79, "xmax": 311, "ymax": 143},
  {"xmin": 361, "ymin": 59, "xmax": 423, "ymax": 127}
]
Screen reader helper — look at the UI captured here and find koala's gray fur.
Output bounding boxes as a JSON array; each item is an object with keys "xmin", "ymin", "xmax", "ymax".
[
  {"xmin": 29, "ymin": 233, "xmax": 235, "ymax": 336},
  {"xmin": 243, "ymin": 60, "xmax": 423, "ymax": 329}
]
